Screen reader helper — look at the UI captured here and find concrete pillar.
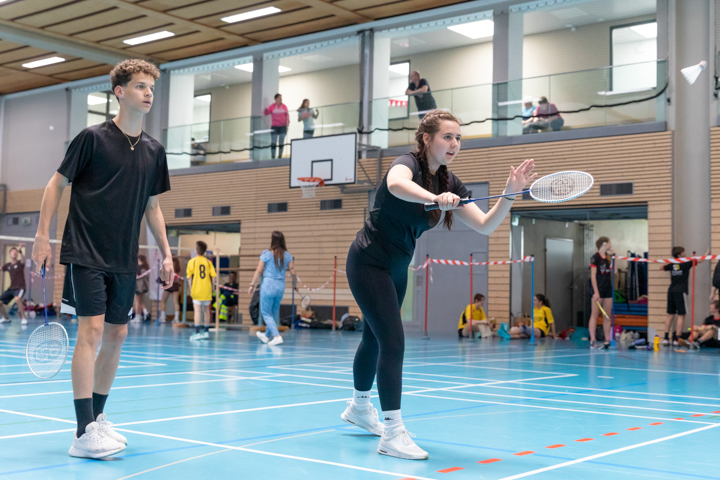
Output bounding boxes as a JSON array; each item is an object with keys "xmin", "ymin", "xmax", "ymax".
[
  {"xmin": 671, "ymin": 0, "xmax": 712, "ymax": 321},
  {"xmin": 250, "ymin": 55, "xmax": 280, "ymax": 161},
  {"xmin": 359, "ymin": 30, "xmax": 374, "ymax": 149},
  {"xmin": 68, "ymin": 89, "xmax": 88, "ymax": 141},
  {"xmin": 167, "ymin": 73, "xmax": 194, "ymax": 169},
  {"xmin": 371, "ymin": 35, "xmax": 391, "ymax": 149},
  {"xmin": 492, "ymin": 10, "xmax": 524, "ymax": 137}
]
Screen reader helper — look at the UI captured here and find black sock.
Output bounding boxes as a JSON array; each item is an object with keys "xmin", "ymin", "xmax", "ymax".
[
  {"xmin": 195, "ymin": 325, "xmax": 201, "ymax": 334},
  {"xmin": 672, "ymin": 332, "xmax": 678, "ymax": 340},
  {"xmin": 204, "ymin": 325, "xmax": 209, "ymax": 332},
  {"xmin": 92, "ymin": 392, "xmax": 108, "ymax": 420},
  {"xmin": 74, "ymin": 398, "xmax": 94, "ymax": 438},
  {"xmin": 664, "ymin": 332, "xmax": 669, "ymax": 339}
]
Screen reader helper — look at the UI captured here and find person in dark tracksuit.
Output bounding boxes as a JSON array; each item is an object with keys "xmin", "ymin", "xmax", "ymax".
[{"xmin": 339, "ymin": 110, "xmax": 535, "ymax": 460}]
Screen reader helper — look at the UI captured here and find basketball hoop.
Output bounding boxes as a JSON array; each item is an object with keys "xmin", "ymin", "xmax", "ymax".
[{"xmin": 297, "ymin": 177, "xmax": 324, "ymax": 198}]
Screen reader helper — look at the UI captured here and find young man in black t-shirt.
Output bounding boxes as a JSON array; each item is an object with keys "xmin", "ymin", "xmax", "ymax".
[
  {"xmin": 588, "ymin": 236, "xmax": 614, "ymax": 349},
  {"xmin": 662, "ymin": 246, "xmax": 707, "ymax": 346},
  {"xmin": 0, "ymin": 245, "xmax": 27, "ymax": 324},
  {"xmin": 32, "ymin": 60, "xmax": 173, "ymax": 459},
  {"xmin": 687, "ymin": 300, "xmax": 720, "ymax": 348}
]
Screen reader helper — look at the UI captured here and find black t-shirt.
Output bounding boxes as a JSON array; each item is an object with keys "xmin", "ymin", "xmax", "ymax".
[
  {"xmin": 2, "ymin": 261, "xmax": 25, "ymax": 290},
  {"xmin": 355, "ymin": 153, "xmax": 468, "ymax": 264},
  {"xmin": 58, "ymin": 120, "xmax": 171, "ymax": 274},
  {"xmin": 223, "ymin": 282, "xmax": 239, "ymax": 305},
  {"xmin": 408, "ymin": 79, "xmax": 437, "ymax": 111},
  {"xmin": 713, "ymin": 261, "xmax": 720, "ymax": 290},
  {"xmin": 703, "ymin": 315, "xmax": 720, "ymax": 327},
  {"xmin": 590, "ymin": 252, "xmax": 612, "ymax": 292},
  {"xmin": 663, "ymin": 261, "xmax": 693, "ymax": 294}
]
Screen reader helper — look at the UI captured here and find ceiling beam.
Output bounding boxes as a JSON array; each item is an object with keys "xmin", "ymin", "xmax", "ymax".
[
  {"xmin": 106, "ymin": 0, "xmax": 261, "ymax": 46},
  {"xmin": 0, "ymin": 19, "xmax": 162, "ymax": 64},
  {"xmin": 294, "ymin": 0, "xmax": 374, "ymax": 23}
]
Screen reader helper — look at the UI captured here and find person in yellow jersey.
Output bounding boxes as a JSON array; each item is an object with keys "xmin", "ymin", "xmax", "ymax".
[
  {"xmin": 186, "ymin": 241, "xmax": 217, "ymax": 340},
  {"xmin": 532, "ymin": 294, "xmax": 556, "ymax": 339},
  {"xmin": 458, "ymin": 293, "xmax": 488, "ymax": 338}
]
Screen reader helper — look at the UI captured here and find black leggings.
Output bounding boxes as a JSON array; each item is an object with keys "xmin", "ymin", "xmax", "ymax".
[{"xmin": 346, "ymin": 242, "xmax": 408, "ymax": 411}]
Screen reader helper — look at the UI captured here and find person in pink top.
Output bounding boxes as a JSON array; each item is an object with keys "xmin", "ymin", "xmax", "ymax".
[{"xmin": 264, "ymin": 93, "xmax": 290, "ymax": 158}]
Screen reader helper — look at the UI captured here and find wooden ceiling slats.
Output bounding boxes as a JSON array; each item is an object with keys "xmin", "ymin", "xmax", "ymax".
[
  {"xmin": 73, "ymin": 17, "xmax": 170, "ymax": 42},
  {"xmin": 246, "ymin": 16, "xmax": 346, "ymax": 42},
  {"xmin": 46, "ymin": 9, "xmax": 140, "ymax": 36},
  {"xmin": 0, "ymin": 0, "xmax": 77, "ymax": 21},
  {"xmin": 99, "ymin": 25, "xmax": 197, "ymax": 48},
  {"xmin": 155, "ymin": 38, "xmax": 242, "ymax": 60},
  {"xmin": 195, "ymin": 1, "xmax": 308, "ymax": 27},
  {"xmin": 14, "ymin": 2, "xmax": 111, "ymax": 28},
  {"xmin": 0, "ymin": 46, "xmax": 56, "ymax": 65},
  {"xmin": 12, "ymin": 58, "xmax": 100, "ymax": 75},
  {"xmin": 53, "ymin": 64, "xmax": 113, "ymax": 80},
  {"xmin": 130, "ymin": 31, "xmax": 220, "ymax": 55}
]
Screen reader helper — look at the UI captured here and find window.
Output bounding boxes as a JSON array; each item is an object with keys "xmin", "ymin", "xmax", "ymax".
[
  {"xmin": 610, "ymin": 21, "xmax": 657, "ymax": 93},
  {"xmin": 87, "ymin": 92, "xmax": 118, "ymax": 127},
  {"xmin": 267, "ymin": 202, "xmax": 288, "ymax": 213},
  {"xmin": 192, "ymin": 94, "xmax": 211, "ymax": 143},
  {"xmin": 212, "ymin": 206, "xmax": 231, "ymax": 216},
  {"xmin": 175, "ymin": 208, "xmax": 192, "ymax": 218},
  {"xmin": 599, "ymin": 183, "xmax": 633, "ymax": 196},
  {"xmin": 320, "ymin": 199, "xmax": 342, "ymax": 210},
  {"xmin": 389, "ymin": 61, "xmax": 410, "ymax": 120}
]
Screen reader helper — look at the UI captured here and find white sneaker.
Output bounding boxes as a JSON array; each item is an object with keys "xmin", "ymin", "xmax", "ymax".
[
  {"xmin": 378, "ymin": 426, "xmax": 428, "ymax": 460},
  {"xmin": 268, "ymin": 335, "xmax": 283, "ymax": 346},
  {"xmin": 159, "ymin": 312, "xmax": 166, "ymax": 323},
  {"xmin": 201, "ymin": 331, "xmax": 209, "ymax": 340},
  {"xmin": 341, "ymin": 401, "xmax": 384, "ymax": 436},
  {"xmin": 662, "ymin": 338, "xmax": 670, "ymax": 346},
  {"xmin": 673, "ymin": 339, "xmax": 679, "ymax": 346},
  {"xmin": 68, "ymin": 422, "xmax": 125, "ymax": 459},
  {"xmin": 21, "ymin": 318, "xmax": 27, "ymax": 325},
  {"xmin": 0, "ymin": 318, "xmax": 10, "ymax": 324},
  {"xmin": 190, "ymin": 332, "xmax": 203, "ymax": 341},
  {"xmin": 256, "ymin": 331, "xmax": 269, "ymax": 344},
  {"xmin": 96, "ymin": 413, "xmax": 127, "ymax": 445}
]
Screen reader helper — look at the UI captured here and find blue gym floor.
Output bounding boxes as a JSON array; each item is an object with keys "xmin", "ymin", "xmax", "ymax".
[{"xmin": 1, "ymin": 318, "xmax": 720, "ymax": 480}]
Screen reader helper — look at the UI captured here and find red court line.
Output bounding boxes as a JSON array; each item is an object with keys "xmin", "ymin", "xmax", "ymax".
[
  {"xmin": 576, "ymin": 438, "xmax": 593, "ymax": 442},
  {"xmin": 602, "ymin": 432, "xmax": 619, "ymax": 436},
  {"xmin": 478, "ymin": 459, "xmax": 502, "ymax": 464},
  {"xmin": 673, "ymin": 418, "xmax": 684, "ymax": 420},
  {"xmin": 437, "ymin": 467, "xmax": 464, "ymax": 473},
  {"xmin": 514, "ymin": 451, "xmax": 535, "ymax": 456},
  {"xmin": 649, "ymin": 422, "xmax": 663, "ymax": 426},
  {"xmin": 713, "ymin": 411, "xmax": 720, "ymax": 413},
  {"xmin": 546, "ymin": 444, "xmax": 566, "ymax": 449},
  {"xmin": 691, "ymin": 414, "xmax": 704, "ymax": 417},
  {"xmin": 627, "ymin": 427, "xmax": 642, "ymax": 431},
  {"xmin": 398, "ymin": 478, "xmax": 416, "ymax": 480}
]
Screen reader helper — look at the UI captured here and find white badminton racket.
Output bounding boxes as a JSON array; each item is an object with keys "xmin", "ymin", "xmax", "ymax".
[
  {"xmin": 295, "ymin": 287, "xmax": 311, "ymax": 308},
  {"xmin": 424, "ymin": 171, "xmax": 594, "ymax": 211},
  {"xmin": 26, "ymin": 265, "xmax": 68, "ymax": 379}
]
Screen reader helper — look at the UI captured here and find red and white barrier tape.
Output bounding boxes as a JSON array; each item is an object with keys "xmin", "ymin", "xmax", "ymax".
[
  {"xmin": 614, "ymin": 254, "xmax": 718, "ymax": 264},
  {"xmin": 412, "ymin": 255, "xmax": 533, "ymax": 270}
]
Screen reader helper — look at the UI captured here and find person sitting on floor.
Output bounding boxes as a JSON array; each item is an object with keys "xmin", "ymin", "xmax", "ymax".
[
  {"xmin": 684, "ymin": 300, "xmax": 720, "ymax": 348},
  {"xmin": 458, "ymin": 293, "xmax": 489, "ymax": 338}
]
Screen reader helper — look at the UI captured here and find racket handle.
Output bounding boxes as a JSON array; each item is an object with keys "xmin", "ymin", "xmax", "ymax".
[{"xmin": 424, "ymin": 198, "xmax": 473, "ymax": 211}]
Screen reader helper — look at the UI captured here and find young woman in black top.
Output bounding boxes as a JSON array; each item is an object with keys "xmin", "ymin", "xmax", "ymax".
[
  {"xmin": 339, "ymin": 110, "xmax": 535, "ymax": 460},
  {"xmin": 588, "ymin": 236, "xmax": 613, "ymax": 349}
]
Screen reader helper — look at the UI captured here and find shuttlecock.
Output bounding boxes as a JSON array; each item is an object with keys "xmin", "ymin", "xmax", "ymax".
[{"xmin": 681, "ymin": 60, "xmax": 707, "ymax": 85}]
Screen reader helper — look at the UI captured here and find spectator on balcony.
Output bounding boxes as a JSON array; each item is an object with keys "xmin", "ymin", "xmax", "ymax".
[
  {"xmin": 405, "ymin": 70, "xmax": 436, "ymax": 119},
  {"xmin": 298, "ymin": 99, "xmax": 319, "ymax": 139},
  {"xmin": 532, "ymin": 96, "xmax": 564, "ymax": 132},
  {"xmin": 264, "ymin": 93, "xmax": 290, "ymax": 158},
  {"xmin": 521, "ymin": 95, "xmax": 537, "ymax": 134}
]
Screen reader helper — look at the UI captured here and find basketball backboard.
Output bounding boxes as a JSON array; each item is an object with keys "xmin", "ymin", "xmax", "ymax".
[{"xmin": 289, "ymin": 133, "xmax": 357, "ymax": 188}]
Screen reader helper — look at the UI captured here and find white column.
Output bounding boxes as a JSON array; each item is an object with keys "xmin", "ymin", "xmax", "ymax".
[
  {"xmin": 251, "ymin": 56, "xmax": 280, "ymax": 160},
  {"xmin": 167, "ymin": 73, "xmax": 195, "ymax": 169},
  {"xmin": 492, "ymin": 11, "xmax": 524, "ymax": 137},
  {"xmin": 371, "ymin": 36, "xmax": 391, "ymax": 149}
]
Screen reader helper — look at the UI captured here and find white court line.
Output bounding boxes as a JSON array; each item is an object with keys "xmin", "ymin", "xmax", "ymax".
[
  {"xmin": 598, "ymin": 376, "xmax": 614, "ymax": 379},
  {"xmin": 408, "ymin": 363, "xmax": 566, "ymax": 375},
  {"xmin": 0, "ymin": 428, "xmax": 75, "ymax": 440},
  {"xmin": 497, "ymin": 422, "xmax": 720, "ymax": 480},
  {"xmin": 513, "ymin": 360, "xmax": 720, "ymax": 376},
  {"xmin": 115, "ymin": 430, "xmax": 334, "ymax": 480},
  {"xmin": 405, "ymin": 393, "xmax": 716, "ymax": 425},
  {"xmin": 114, "ymin": 428, "xmax": 440, "ymax": 480},
  {"xmin": 516, "ymin": 382, "xmax": 720, "ymax": 401}
]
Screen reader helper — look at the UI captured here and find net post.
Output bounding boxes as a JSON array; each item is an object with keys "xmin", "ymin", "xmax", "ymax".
[
  {"xmin": 691, "ymin": 251, "xmax": 697, "ymax": 342},
  {"xmin": 530, "ymin": 256, "xmax": 535, "ymax": 345},
  {"xmin": 215, "ymin": 250, "xmax": 221, "ymax": 332},
  {"xmin": 424, "ymin": 254, "xmax": 429, "ymax": 339},
  {"xmin": 610, "ymin": 255, "xmax": 615, "ymax": 347},
  {"xmin": 470, "ymin": 254, "xmax": 474, "ymax": 340},
  {"xmin": 182, "ymin": 275, "xmax": 188, "ymax": 324},
  {"xmin": 332, "ymin": 256, "xmax": 337, "ymax": 332},
  {"xmin": 291, "ymin": 276, "xmax": 296, "ymax": 330},
  {"xmin": 155, "ymin": 258, "xmax": 160, "ymax": 325}
]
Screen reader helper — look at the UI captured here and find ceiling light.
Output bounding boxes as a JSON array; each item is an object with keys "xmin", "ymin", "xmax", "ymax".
[
  {"xmin": 195, "ymin": 95, "xmax": 211, "ymax": 102},
  {"xmin": 123, "ymin": 31, "xmax": 175, "ymax": 46},
  {"xmin": 630, "ymin": 22, "xmax": 657, "ymax": 38},
  {"xmin": 234, "ymin": 64, "xmax": 290, "ymax": 73},
  {"xmin": 22, "ymin": 56, "xmax": 65, "ymax": 69},
  {"xmin": 447, "ymin": 19, "xmax": 494, "ymax": 40},
  {"xmin": 87, "ymin": 95, "xmax": 108, "ymax": 106},
  {"xmin": 222, "ymin": 6, "xmax": 281, "ymax": 24},
  {"xmin": 389, "ymin": 63, "xmax": 409, "ymax": 76}
]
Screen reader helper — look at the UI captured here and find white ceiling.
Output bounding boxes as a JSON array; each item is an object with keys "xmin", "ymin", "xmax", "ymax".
[{"xmin": 523, "ymin": 0, "xmax": 656, "ymax": 35}]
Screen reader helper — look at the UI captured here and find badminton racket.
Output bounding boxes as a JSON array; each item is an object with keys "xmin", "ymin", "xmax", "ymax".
[
  {"xmin": 596, "ymin": 301, "xmax": 610, "ymax": 321},
  {"xmin": 425, "ymin": 171, "xmax": 594, "ymax": 211},
  {"xmin": 295, "ymin": 287, "xmax": 311, "ymax": 308},
  {"xmin": 26, "ymin": 264, "xmax": 68, "ymax": 379}
]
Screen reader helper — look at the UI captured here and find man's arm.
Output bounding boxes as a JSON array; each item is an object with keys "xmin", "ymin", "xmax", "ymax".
[
  {"xmin": 145, "ymin": 195, "xmax": 174, "ymax": 288},
  {"xmin": 32, "ymin": 172, "xmax": 69, "ymax": 271}
]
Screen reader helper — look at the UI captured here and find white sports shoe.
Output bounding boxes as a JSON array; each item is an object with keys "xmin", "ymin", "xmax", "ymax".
[
  {"xmin": 256, "ymin": 331, "xmax": 269, "ymax": 344},
  {"xmin": 0, "ymin": 318, "xmax": 10, "ymax": 324},
  {"xmin": 190, "ymin": 332, "xmax": 204, "ymax": 341},
  {"xmin": 96, "ymin": 413, "xmax": 127, "ymax": 445},
  {"xmin": 200, "ymin": 331, "xmax": 209, "ymax": 340},
  {"xmin": 378, "ymin": 426, "xmax": 428, "ymax": 460},
  {"xmin": 68, "ymin": 422, "xmax": 125, "ymax": 459},
  {"xmin": 21, "ymin": 318, "xmax": 27, "ymax": 325},
  {"xmin": 662, "ymin": 338, "xmax": 670, "ymax": 346},
  {"xmin": 268, "ymin": 335, "xmax": 283, "ymax": 346},
  {"xmin": 341, "ymin": 401, "xmax": 384, "ymax": 436}
]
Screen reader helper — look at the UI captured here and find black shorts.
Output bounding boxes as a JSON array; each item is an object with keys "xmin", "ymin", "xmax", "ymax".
[
  {"xmin": 667, "ymin": 291, "xmax": 687, "ymax": 316},
  {"xmin": 458, "ymin": 327, "xmax": 464, "ymax": 338},
  {"xmin": 60, "ymin": 264, "xmax": 135, "ymax": 324},
  {"xmin": 0, "ymin": 288, "xmax": 24, "ymax": 304},
  {"xmin": 597, "ymin": 286, "xmax": 613, "ymax": 299}
]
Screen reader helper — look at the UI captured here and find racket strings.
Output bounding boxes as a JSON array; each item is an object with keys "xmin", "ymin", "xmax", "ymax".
[
  {"xmin": 27, "ymin": 323, "xmax": 68, "ymax": 378},
  {"xmin": 530, "ymin": 171, "xmax": 593, "ymax": 202}
]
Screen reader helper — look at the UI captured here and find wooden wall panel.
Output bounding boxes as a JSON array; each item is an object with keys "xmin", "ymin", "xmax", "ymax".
[{"xmin": 710, "ymin": 128, "xmax": 720, "ymax": 304}]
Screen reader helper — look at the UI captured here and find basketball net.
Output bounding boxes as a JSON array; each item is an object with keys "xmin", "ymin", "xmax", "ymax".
[{"xmin": 298, "ymin": 178, "xmax": 323, "ymax": 198}]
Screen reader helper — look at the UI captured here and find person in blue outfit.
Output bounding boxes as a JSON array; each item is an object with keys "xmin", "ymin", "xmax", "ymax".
[{"xmin": 248, "ymin": 231, "xmax": 298, "ymax": 346}]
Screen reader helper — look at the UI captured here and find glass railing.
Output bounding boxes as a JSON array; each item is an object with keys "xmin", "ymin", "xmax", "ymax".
[
  {"xmin": 370, "ymin": 60, "xmax": 667, "ymax": 148},
  {"xmin": 163, "ymin": 102, "xmax": 360, "ymax": 169}
]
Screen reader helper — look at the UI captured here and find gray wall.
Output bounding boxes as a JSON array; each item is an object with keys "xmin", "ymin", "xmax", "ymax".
[{"xmin": 1, "ymin": 91, "xmax": 69, "ymax": 191}]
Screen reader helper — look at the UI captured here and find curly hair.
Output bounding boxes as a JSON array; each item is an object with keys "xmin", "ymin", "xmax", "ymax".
[
  {"xmin": 110, "ymin": 59, "xmax": 160, "ymax": 93},
  {"xmin": 414, "ymin": 110, "xmax": 461, "ymax": 230}
]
